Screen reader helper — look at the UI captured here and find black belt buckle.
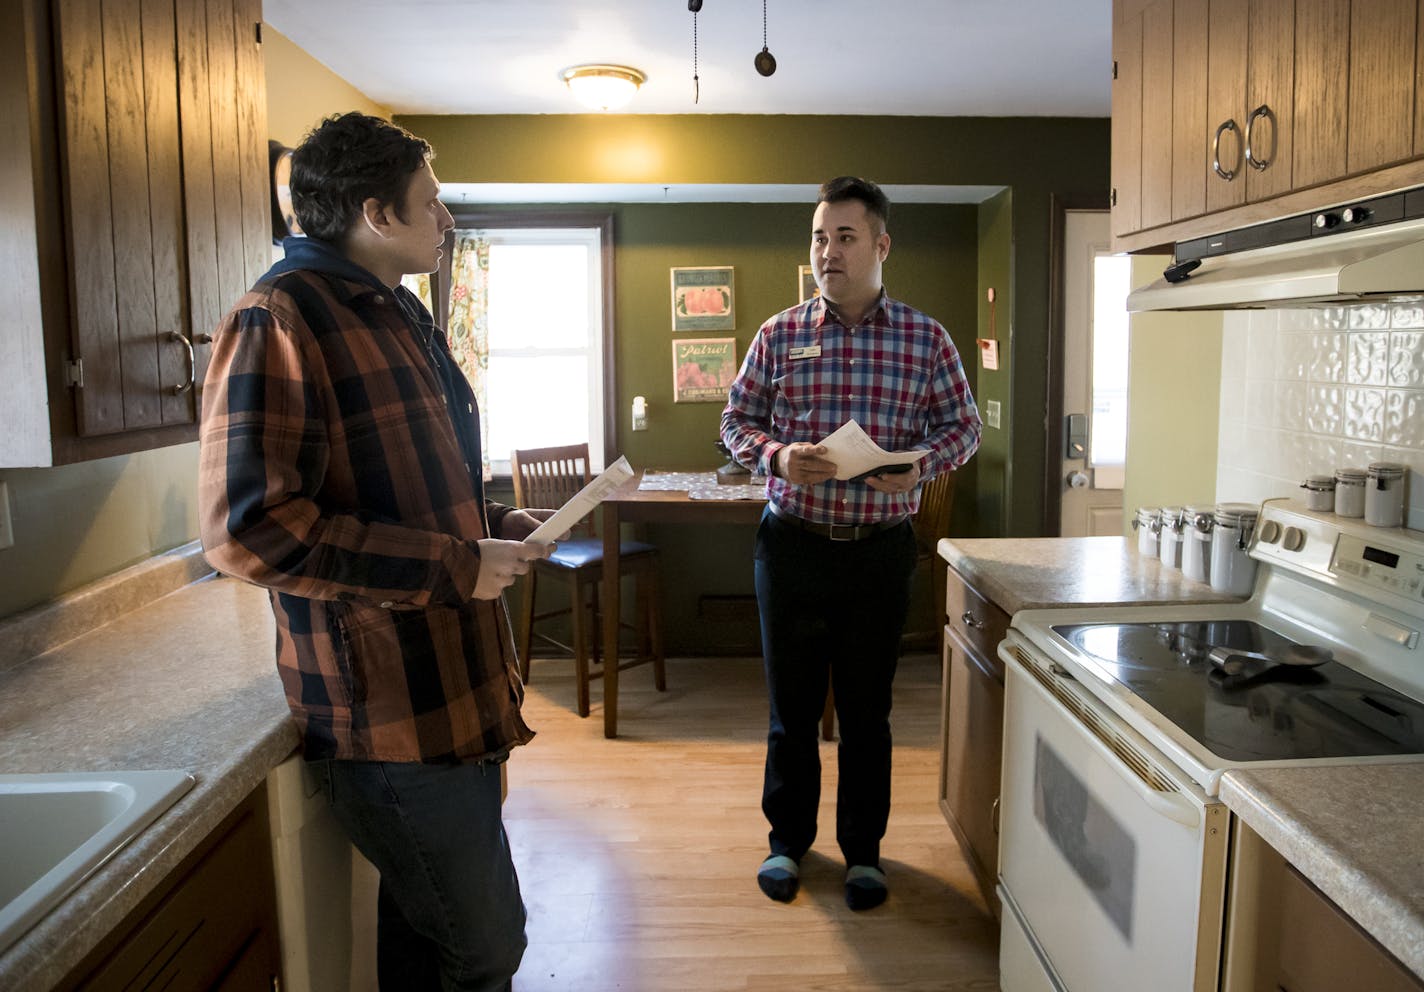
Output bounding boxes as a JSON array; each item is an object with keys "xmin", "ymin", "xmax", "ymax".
[{"xmin": 827, "ymin": 522, "xmax": 858, "ymax": 542}]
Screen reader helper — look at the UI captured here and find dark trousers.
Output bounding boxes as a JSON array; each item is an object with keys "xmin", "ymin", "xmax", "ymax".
[
  {"xmin": 308, "ymin": 758, "xmax": 525, "ymax": 992},
  {"xmin": 753, "ymin": 507, "xmax": 918, "ymax": 867}
]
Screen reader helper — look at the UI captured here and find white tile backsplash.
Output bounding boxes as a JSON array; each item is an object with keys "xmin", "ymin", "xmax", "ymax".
[{"xmin": 1219, "ymin": 307, "xmax": 1424, "ymax": 530}]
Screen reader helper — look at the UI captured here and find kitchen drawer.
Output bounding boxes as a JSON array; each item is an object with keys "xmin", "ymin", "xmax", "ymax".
[{"xmin": 946, "ymin": 567, "xmax": 1010, "ymax": 673}]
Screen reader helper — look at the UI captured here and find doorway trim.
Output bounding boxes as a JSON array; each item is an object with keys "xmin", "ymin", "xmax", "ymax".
[{"xmin": 1042, "ymin": 192, "xmax": 1111, "ymax": 537}]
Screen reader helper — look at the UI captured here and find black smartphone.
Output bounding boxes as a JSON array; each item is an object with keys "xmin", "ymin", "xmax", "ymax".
[{"xmin": 849, "ymin": 463, "xmax": 913, "ymax": 482}]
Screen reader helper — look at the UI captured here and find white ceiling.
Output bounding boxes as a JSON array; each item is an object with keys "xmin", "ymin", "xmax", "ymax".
[{"xmin": 262, "ymin": 0, "xmax": 1112, "ymax": 118}]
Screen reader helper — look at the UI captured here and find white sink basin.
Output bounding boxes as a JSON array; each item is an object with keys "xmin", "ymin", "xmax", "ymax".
[{"xmin": 0, "ymin": 770, "xmax": 195, "ymax": 953}]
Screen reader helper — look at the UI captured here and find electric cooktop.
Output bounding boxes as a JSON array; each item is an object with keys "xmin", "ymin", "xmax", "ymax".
[{"xmin": 1051, "ymin": 619, "xmax": 1424, "ymax": 762}]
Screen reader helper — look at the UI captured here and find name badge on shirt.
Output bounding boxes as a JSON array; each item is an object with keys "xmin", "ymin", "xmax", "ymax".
[{"xmin": 788, "ymin": 345, "xmax": 822, "ymax": 360}]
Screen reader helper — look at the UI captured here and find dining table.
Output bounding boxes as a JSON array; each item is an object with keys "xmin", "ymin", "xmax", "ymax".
[{"xmin": 598, "ymin": 469, "xmax": 767, "ymax": 738}]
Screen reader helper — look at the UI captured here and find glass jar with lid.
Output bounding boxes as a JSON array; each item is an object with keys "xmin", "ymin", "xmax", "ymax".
[
  {"xmin": 1300, "ymin": 474, "xmax": 1336, "ymax": 512},
  {"xmin": 1210, "ymin": 502, "xmax": 1259, "ymax": 595},
  {"xmin": 1365, "ymin": 462, "xmax": 1407, "ymax": 528},
  {"xmin": 1180, "ymin": 505, "xmax": 1214, "ymax": 583},
  {"xmin": 1334, "ymin": 467, "xmax": 1367, "ymax": 518},
  {"xmin": 1133, "ymin": 506, "xmax": 1161, "ymax": 557},
  {"xmin": 1158, "ymin": 506, "xmax": 1184, "ymax": 569}
]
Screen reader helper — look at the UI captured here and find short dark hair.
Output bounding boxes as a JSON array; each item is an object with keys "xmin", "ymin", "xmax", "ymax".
[
  {"xmin": 289, "ymin": 112, "xmax": 433, "ymax": 243},
  {"xmin": 817, "ymin": 176, "xmax": 890, "ymax": 231}
]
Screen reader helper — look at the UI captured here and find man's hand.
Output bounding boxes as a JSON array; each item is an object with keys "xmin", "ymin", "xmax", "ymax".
[
  {"xmin": 864, "ymin": 463, "xmax": 922, "ymax": 494},
  {"xmin": 499, "ymin": 508, "xmax": 569, "ymax": 542},
  {"xmin": 775, "ymin": 442, "xmax": 838, "ymax": 485},
  {"xmin": 473, "ymin": 538, "xmax": 552, "ymax": 600}
]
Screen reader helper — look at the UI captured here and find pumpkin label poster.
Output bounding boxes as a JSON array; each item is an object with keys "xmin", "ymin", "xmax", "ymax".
[{"xmin": 671, "ymin": 267, "xmax": 735, "ymax": 332}]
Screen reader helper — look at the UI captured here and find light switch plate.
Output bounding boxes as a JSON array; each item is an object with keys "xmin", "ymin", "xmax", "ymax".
[
  {"xmin": 0, "ymin": 482, "xmax": 12, "ymax": 550},
  {"xmin": 984, "ymin": 399, "xmax": 1001, "ymax": 429}
]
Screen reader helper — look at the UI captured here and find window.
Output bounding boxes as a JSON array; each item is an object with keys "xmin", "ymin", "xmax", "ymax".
[
  {"xmin": 438, "ymin": 212, "xmax": 614, "ymax": 477},
  {"xmin": 1089, "ymin": 253, "xmax": 1131, "ymax": 489}
]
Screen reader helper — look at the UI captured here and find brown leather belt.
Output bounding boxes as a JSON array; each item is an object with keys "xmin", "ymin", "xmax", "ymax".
[{"xmin": 769, "ymin": 502, "xmax": 907, "ymax": 542}]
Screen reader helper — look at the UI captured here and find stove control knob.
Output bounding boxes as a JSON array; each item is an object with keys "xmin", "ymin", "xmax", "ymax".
[
  {"xmin": 1282, "ymin": 526, "xmax": 1306, "ymax": 552},
  {"xmin": 1258, "ymin": 520, "xmax": 1282, "ymax": 544}
]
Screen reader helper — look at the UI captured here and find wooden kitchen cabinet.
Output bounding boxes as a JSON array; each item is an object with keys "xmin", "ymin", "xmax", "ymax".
[
  {"xmin": 1112, "ymin": 0, "xmax": 1424, "ymax": 252},
  {"xmin": 0, "ymin": 0, "xmax": 270, "ymax": 467},
  {"xmin": 939, "ymin": 565, "xmax": 1011, "ymax": 917},
  {"xmin": 1222, "ymin": 821, "xmax": 1424, "ymax": 992},
  {"xmin": 57, "ymin": 785, "xmax": 282, "ymax": 992}
]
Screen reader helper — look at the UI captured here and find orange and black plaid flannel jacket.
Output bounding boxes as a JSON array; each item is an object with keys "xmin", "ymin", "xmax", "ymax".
[{"xmin": 198, "ymin": 242, "xmax": 533, "ymax": 763}]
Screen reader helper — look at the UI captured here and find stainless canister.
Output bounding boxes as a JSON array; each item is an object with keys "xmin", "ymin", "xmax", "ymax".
[
  {"xmin": 1300, "ymin": 474, "xmax": 1336, "ymax": 513},
  {"xmin": 1335, "ymin": 467, "xmax": 1367, "ymax": 518},
  {"xmin": 1365, "ymin": 462, "xmax": 1407, "ymax": 528},
  {"xmin": 1133, "ymin": 506, "xmax": 1161, "ymax": 557},
  {"xmin": 1181, "ymin": 505, "xmax": 1214, "ymax": 584},
  {"xmin": 1210, "ymin": 502, "xmax": 1259, "ymax": 596}
]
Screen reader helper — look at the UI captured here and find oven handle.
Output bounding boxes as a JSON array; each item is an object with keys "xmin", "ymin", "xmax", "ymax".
[{"xmin": 1000, "ymin": 635, "xmax": 1203, "ymax": 829}]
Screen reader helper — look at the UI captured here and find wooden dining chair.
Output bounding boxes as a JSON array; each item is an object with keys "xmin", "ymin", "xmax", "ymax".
[
  {"xmin": 510, "ymin": 443, "xmax": 665, "ymax": 718},
  {"xmin": 821, "ymin": 469, "xmax": 957, "ymax": 740}
]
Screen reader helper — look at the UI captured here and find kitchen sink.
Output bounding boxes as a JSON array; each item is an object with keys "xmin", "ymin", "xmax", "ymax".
[{"xmin": 0, "ymin": 770, "xmax": 195, "ymax": 953}]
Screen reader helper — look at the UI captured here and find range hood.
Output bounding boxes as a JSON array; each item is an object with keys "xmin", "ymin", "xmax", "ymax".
[{"xmin": 1127, "ymin": 187, "xmax": 1424, "ymax": 311}]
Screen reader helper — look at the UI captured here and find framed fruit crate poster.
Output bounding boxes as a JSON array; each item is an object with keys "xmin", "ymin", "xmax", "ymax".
[
  {"xmin": 672, "ymin": 338, "xmax": 737, "ymax": 403},
  {"xmin": 671, "ymin": 266, "xmax": 735, "ymax": 332}
]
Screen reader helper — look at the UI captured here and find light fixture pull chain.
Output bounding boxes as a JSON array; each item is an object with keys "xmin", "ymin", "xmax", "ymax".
[
  {"xmin": 693, "ymin": 3, "xmax": 700, "ymax": 104},
  {"xmin": 763, "ymin": 0, "xmax": 767, "ymax": 48}
]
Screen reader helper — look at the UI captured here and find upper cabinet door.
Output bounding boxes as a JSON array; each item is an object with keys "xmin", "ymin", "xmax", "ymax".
[
  {"xmin": 1172, "ymin": 0, "xmax": 1210, "ymax": 221},
  {"xmin": 1346, "ymin": 0, "xmax": 1419, "ymax": 174},
  {"xmin": 1205, "ymin": 0, "xmax": 1248, "ymax": 213},
  {"xmin": 1112, "ymin": 0, "xmax": 1145, "ymax": 236},
  {"xmin": 1243, "ymin": 0, "xmax": 1295, "ymax": 202},
  {"xmin": 1140, "ymin": 0, "xmax": 1176, "ymax": 229},
  {"xmin": 52, "ymin": 0, "xmax": 268, "ymax": 442},
  {"xmin": 1292, "ymin": 0, "xmax": 1350, "ymax": 189}
]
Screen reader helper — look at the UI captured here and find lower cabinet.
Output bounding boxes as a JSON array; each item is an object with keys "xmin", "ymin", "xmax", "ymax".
[
  {"xmin": 59, "ymin": 785, "xmax": 281, "ymax": 991},
  {"xmin": 939, "ymin": 564, "xmax": 1011, "ymax": 917},
  {"xmin": 1222, "ymin": 821, "xmax": 1424, "ymax": 992}
]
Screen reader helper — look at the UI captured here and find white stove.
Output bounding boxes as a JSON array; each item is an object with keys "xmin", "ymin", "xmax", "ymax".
[{"xmin": 995, "ymin": 498, "xmax": 1424, "ymax": 992}]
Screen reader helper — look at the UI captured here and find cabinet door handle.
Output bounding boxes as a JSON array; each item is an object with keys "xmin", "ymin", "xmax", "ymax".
[
  {"xmin": 1244, "ymin": 104, "xmax": 1275, "ymax": 171},
  {"xmin": 991, "ymin": 796, "xmax": 1001, "ymax": 835},
  {"xmin": 1212, "ymin": 119, "xmax": 1240, "ymax": 180},
  {"xmin": 169, "ymin": 331, "xmax": 212, "ymax": 395},
  {"xmin": 961, "ymin": 610, "xmax": 984, "ymax": 629}
]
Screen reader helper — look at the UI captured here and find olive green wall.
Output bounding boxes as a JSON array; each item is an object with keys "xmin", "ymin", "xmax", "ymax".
[
  {"xmin": 401, "ymin": 114, "xmax": 1112, "ymax": 537},
  {"xmin": 1122, "ymin": 256, "xmax": 1223, "ymax": 534},
  {"xmin": 974, "ymin": 189, "xmax": 1014, "ymax": 536}
]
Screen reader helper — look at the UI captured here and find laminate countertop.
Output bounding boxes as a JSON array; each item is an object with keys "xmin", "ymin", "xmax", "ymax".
[
  {"xmin": 939, "ymin": 535, "xmax": 1424, "ymax": 980},
  {"xmin": 936, "ymin": 535, "xmax": 1242, "ymax": 614},
  {"xmin": 0, "ymin": 544, "xmax": 294, "ymax": 991}
]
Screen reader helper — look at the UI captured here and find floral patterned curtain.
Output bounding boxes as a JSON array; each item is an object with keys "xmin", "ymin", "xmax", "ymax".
[{"xmin": 401, "ymin": 232, "xmax": 492, "ymax": 478}]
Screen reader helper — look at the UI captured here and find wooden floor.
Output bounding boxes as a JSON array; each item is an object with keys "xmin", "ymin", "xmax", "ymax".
[{"xmin": 505, "ymin": 652, "xmax": 1001, "ymax": 991}]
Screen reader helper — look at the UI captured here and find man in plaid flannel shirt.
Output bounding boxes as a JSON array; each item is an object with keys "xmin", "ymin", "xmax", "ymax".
[
  {"xmin": 199, "ymin": 113, "xmax": 554, "ymax": 990},
  {"xmin": 721, "ymin": 176, "xmax": 981, "ymax": 913}
]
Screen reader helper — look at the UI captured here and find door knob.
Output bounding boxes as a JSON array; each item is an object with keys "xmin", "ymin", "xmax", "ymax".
[{"xmin": 1067, "ymin": 471, "xmax": 1089, "ymax": 490}]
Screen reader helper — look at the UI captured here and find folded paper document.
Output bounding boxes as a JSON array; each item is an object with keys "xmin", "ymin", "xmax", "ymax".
[
  {"xmin": 524, "ymin": 456, "xmax": 635, "ymax": 544},
  {"xmin": 819, "ymin": 420, "xmax": 929, "ymax": 482}
]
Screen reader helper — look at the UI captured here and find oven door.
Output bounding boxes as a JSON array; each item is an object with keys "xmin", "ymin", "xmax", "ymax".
[{"xmin": 998, "ymin": 632, "xmax": 1229, "ymax": 992}]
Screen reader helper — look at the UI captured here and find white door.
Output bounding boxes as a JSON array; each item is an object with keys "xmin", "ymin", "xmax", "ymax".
[{"xmin": 1060, "ymin": 211, "xmax": 1129, "ymax": 537}]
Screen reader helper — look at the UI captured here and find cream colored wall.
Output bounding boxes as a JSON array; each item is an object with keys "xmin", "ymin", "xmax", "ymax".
[
  {"xmin": 1121, "ymin": 255, "xmax": 1224, "ymax": 537},
  {"xmin": 264, "ymin": 26, "xmax": 391, "ymax": 146},
  {"xmin": 0, "ymin": 28, "xmax": 390, "ymax": 621}
]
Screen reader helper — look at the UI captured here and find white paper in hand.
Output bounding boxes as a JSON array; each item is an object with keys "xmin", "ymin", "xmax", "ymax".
[
  {"xmin": 818, "ymin": 420, "xmax": 929, "ymax": 481},
  {"xmin": 524, "ymin": 455, "xmax": 636, "ymax": 545}
]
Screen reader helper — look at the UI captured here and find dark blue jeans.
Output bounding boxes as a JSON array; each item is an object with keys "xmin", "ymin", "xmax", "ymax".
[
  {"xmin": 308, "ymin": 758, "xmax": 525, "ymax": 991},
  {"xmin": 753, "ymin": 507, "xmax": 918, "ymax": 867}
]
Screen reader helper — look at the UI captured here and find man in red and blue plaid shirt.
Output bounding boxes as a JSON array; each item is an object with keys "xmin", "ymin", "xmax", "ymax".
[{"xmin": 721, "ymin": 176, "xmax": 981, "ymax": 913}]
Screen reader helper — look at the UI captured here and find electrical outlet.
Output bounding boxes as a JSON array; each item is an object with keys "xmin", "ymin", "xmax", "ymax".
[
  {"xmin": 984, "ymin": 399, "xmax": 1002, "ymax": 430},
  {"xmin": 0, "ymin": 482, "xmax": 12, "ymax": 551}
]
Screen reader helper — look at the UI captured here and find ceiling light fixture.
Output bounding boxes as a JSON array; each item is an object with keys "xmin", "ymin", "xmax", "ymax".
[{"xmin": 560, "ymin": 64, "xmax": 647, "ymax": 112}]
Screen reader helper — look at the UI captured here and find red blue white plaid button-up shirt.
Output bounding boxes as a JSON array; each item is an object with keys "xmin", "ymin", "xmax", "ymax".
[{"xmin": 721, "ymin": 292, "xmax": 981, "ymax": 525}]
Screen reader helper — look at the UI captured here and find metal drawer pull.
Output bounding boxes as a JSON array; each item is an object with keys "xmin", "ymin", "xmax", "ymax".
[
  {"xmin": 1212, "ymin": 119, "xmax": 1240, "ymax": 180},
  {"xmin": 991, "ymin": 796, "xmax": 1000, "ymax": 835},
  {"xmin": 961, "ymin": 610, "xmax": 984, "ymax": 629},
  {"xmin": 1244, "ymin": 104, "xmax": 1274, "ymax": 171},
  {"xmin": 169, "ymin": 331, "xmax": 213, "ymax": 395}
]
